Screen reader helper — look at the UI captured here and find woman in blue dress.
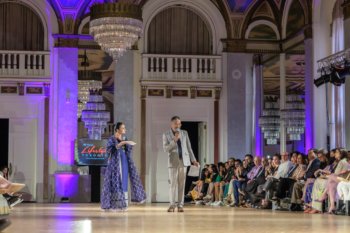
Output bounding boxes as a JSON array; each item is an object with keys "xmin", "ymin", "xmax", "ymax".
[{"xmin": 101, "ymin": 122, "xmax": 146, "ymax": 211}]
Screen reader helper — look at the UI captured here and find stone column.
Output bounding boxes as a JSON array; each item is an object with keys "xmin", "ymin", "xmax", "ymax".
[
  {"xmin": 252, "ymin": 54, "xmax": 263, "ymax": 156},
  {"xmin": 50, "ymin": 41, "xmax": 79, "ymax": 202},
  {"xmin": 279, "ymin": 53, "xmax": 287, "ymax": 153},
  {"xmin": 52, "ymin": 46, "xmax": 78, "ymax": 168},
  {"xmin": 343, "ymin": 0, "xmax": 350, "ymax": 148},
  {"xmin": 114, "ymin": 49, "xmax": 142, "ymax": 170},
  {"xmin": 304, "ymin": 26, "xmax": 314, "ymax": 151},
  {"xmin": 225, "ymin": 53, "xmax": 253, "ymax": 158}
]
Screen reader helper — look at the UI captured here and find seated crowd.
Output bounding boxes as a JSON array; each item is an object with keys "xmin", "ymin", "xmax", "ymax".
[{"xmin": 186, "ymin": 148, "xmax": 350, "ymax": 215}]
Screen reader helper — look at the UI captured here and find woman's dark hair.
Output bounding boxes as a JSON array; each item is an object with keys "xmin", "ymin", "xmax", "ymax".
[
  {"xmin": 297, "ymin": 154, "xmax": 306, "ymax": 164},
  {"xmin": 336, "ymin": 148, "xmax": 348, "ymax": 160},
  {"xmin": 114, "ymin": 122, "xmax": 124, "ymax": 132},
  {"xmin": 211, "ymin": 164, "xmax": 218, "ymax": 173},
  {"xmin": 235, "ymin": 159, "xmax": 242, "ymax": 164},
  {"xmin": 200, "ymin": 168, "xmax": 209, "ymax": 180}
]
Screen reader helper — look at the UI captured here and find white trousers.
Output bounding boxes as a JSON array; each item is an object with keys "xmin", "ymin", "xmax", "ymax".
[
  {"xmin": 168, "ymin": 166, "xmax": 187, "ymax": 207},
  {"xmin": 337, "ymin": 182, "xmax": 350, "ymax": 201}
]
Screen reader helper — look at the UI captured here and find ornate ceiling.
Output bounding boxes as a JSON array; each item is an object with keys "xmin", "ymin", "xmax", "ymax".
[{"xmin": 47, "ymin": 0, "xmax": 311, "ymax": 94}]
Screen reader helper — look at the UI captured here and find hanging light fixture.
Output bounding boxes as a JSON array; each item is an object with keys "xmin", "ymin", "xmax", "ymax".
[
  {"xmin": 280, "ymin": 94, "xmax": 305, "ymax": 141},
  {"xmin": 89, "ymin": 1, "xmax": 143, "ymax": 61},
  {"xmin": 259, "ymin": 96, "xmax": 280, "ymax": 145}
]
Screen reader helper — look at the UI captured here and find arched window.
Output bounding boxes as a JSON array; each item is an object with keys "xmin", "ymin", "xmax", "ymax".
[
  {"xmin": 0, "ymin": 2, "xmax": 44, "ymax": 51},
  {"xmin": 147, "ymin": 7, "xmax": 212, "ymax": 55}
]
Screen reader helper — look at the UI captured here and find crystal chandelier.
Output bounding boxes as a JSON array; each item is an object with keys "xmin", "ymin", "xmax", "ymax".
[
  {"xmin": 280, "ymin": 94, "xmax": 305, "ymax": 141},
  {"xmin": 78, "ymin": 80, "xmax": 102, "ymax": 118},
  {"xmin": 259, "ymin": 96, "xmax": 280, "ymax": 145},
  {"xmin": 81, "ymin": 89, "xmax": 110, "ymax": 140},
  {"xmin": 89, "ymin": 1, "xmax": 143, "ymax": 60}
]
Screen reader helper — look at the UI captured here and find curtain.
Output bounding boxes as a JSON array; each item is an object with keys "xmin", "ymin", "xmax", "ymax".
[
  {"xmin": 147, "ymin": 7, "xmax": 212, "ymax": 55},
  {"xmin": 0, "ymin": 2, "xmax": 44, "ymax": 51}
]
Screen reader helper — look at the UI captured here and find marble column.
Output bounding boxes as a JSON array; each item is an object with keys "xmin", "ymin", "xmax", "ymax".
[
  {"xmin": 343, "ymin": 0, "xmax": 350, "ymax": 148},
  {"xmin": 279, "ymin": 53, "xmax": 287, "ymax": 153},
  {"xmin": 252, "ymin": 54, "xmax": 263, "ymax": 156},
  {"xmin": 225, "ymin": 53, "xmax": 253, "ymax": 158},
  {"xmin": 114, "ymin": 49, "xmax": 142, "ymax": 172},
  {"xmin": 50, "ymin": 46, "xmax": 79, "ymax": 201},
  {"xmin": 304, "ymin": 27, "xmax": 314, "ymax": 151},
  {"xmin": 114, "ymin": 51, "xmax": 136, "ymax": 139},
  {"xmin": 52, "ymin": 47, "xmax": 78, "ymax": 168}
]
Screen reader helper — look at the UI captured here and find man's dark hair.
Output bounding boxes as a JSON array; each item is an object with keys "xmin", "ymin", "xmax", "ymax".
[{"xmin": 171, "ymin": 116, "xmax": 181, "ymax": 121}]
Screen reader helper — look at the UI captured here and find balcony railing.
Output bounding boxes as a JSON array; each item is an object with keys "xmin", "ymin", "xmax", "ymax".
[
  {"xmin": 142, "ymin": 54, "xmax": 221, "ymax": 82},
  {"xmin": 0, "ymin": 50, "xmax": 50, "ymax": 78}
]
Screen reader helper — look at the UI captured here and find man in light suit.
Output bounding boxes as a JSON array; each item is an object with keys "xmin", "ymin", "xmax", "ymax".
[{"xmin": 163, "ymin": 116, "xmax": 199, "ymax": 212}]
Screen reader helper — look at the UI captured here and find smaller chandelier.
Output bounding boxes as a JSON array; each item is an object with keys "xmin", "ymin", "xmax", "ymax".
[
  {"xmin": 259, "ymin": 96, "xmax": 280, "ymax": 145},
  {"xmin": 78, "ymin": 80, "xmax": 102, "ymax": 118},
  {"xmin": 90, "ymin": 1, "xmax": 143, "ymax": 60},
  {"xmin": 280, "ymin": 94, "xmax": 305, "ymax": 141}
]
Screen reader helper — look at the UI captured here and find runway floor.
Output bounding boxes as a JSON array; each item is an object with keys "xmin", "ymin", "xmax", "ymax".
[{"xmin": 1, "ymin": 203, "xmax": 350, "ymax": 233}]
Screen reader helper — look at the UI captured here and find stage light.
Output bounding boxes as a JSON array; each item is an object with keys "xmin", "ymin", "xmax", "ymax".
[
  {"xmin": 314, "ymin": 59, "xmax": 350, "ymax": 87},
  {"xmin": 314, "ymin": 69, "xmax": 331, "ymax": 87}
]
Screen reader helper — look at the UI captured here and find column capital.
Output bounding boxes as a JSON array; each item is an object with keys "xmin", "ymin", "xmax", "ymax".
[
  {"xmin": 44, "ymin": 83, "xmax": 50, "ymax": 97},
  {"xmin": 53, "ymin": 34, "xmax": 92, "ymax": 48},
  {"xmin": 342, "ymin": 0, "xmax": 350, "ymax": 20},
  {"xmin": 253, "ymin": 54, "xmax": 263, "ymax": 66},
  {"xmin": 221, "ymin": 39, "xmax": 247, "ymax": 53}
]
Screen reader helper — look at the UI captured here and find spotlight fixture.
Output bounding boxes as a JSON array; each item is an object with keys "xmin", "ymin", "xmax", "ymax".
[
  {"xmin": 314, "ymin": 68, "xmax": 331, "ymax": 87},
  {"xmin": 315, "ymin": 49, "xmax": 350, "ymax": 88}
]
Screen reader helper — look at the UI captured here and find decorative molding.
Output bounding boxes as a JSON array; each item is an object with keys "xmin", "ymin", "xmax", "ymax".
[
  {"xmin": 44, "ymin": 83, "xmax": 50, "ymax": 97},
  {"xmin": 18, "ymin": 83, "xmax": 24, "ymax": 96},
  {"xmin": 26, "ymin": 87, "xmax": 43, "ymax": 95},
  {"xmin": 190, "ymin": 87, "xmax": 196, "ymax": 99},
  {"xmin": 221, "ymin": 39, "xmax": 247, "ymax": 52},
  {"xmin": 253, "ymin": 1, "xmax": 274, "ymax": 19},
  {"xmin": 148, "ymin": 89, "xmax": 164, "ymax": 97},
  {"xmin": 90, "ymin": 2, "xmax": 143, "ymax": 21},
  {"xmin": 54, "ymin": 34, "xmax": 79, "ymax": 47},
  {"xmin": 172, "ymin": 90, "xmax": 188, "ymax": 97},
  {"xmin": 141, "ymin": 86, "xmax": 147, "ymax": 99},
  {"xmin": 214, "ymin": 88, "xmax": 221, "ymax": 100},
  {"xmin": 197, "ymin": 90, "xmax": 212, "ymax": 98},
  {"xmin": 231, "ymin": 17, "xmax": 243, "ymax": 39},
  {"xmin": 63, "ymin": 14, "xmax": 75, "ymax": 34},
  {"xmin": 166, "ymin": 86, "xmax": 172, "ymax": 98},
  {"xmin": 1, "ymin": 86, "xmax": 17, "ymax": 94}
]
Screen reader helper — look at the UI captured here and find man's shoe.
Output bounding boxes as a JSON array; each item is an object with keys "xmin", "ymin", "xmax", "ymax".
[{"xmin": 177, "ymin": 207, "xmax": 184, "ymax": 212}]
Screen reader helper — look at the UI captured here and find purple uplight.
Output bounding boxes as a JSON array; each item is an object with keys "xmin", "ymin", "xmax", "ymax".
[
  {"xmin": 55, "ymin": 173, "xmax": 79, "ymax": 197},
  {"xmin": 255, "ymin": 128, "xmax": 263, "ymax": 156}
]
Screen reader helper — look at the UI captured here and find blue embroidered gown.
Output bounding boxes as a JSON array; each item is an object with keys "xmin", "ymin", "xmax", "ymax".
[{"xmin": 101, "ymin": 136, "xmax": 146, "ymax": 210}]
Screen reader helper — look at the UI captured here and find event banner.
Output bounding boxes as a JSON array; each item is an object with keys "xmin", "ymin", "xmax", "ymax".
[{"xmin": 76, "ymin": 139, "xmax": 108, "ymax": 166}]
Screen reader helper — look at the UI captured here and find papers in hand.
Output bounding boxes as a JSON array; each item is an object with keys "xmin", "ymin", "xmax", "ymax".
[
  {"xmin": 124, "ymin": 141, "xmax": 137, "ymax": 146},
  {"xmin": 188, "ymin": 165, "xmax": 200, "ymax": 177}
]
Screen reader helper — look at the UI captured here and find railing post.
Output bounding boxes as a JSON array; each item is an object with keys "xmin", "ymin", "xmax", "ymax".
[
  {"xmin": 191, "ymin": 58, "xmax": 197, "ymax": 80},
  {"xmin": 167, "ymin": 57, "xmax": 173, "ymax": 80},
  {"xmin": 19, "ymin": 53, "xmax": 27, "ymax": 76},
  {"xmin": 142, "ymin": 56, "xmax": 148, "ymax": 80},
  {"xmin": 216, "ymin": 57, "xmax": 221, "ymax": 81},
  {"xmin": 44, "ymin": 53, "xmax": 50, "ymax": 76}
]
